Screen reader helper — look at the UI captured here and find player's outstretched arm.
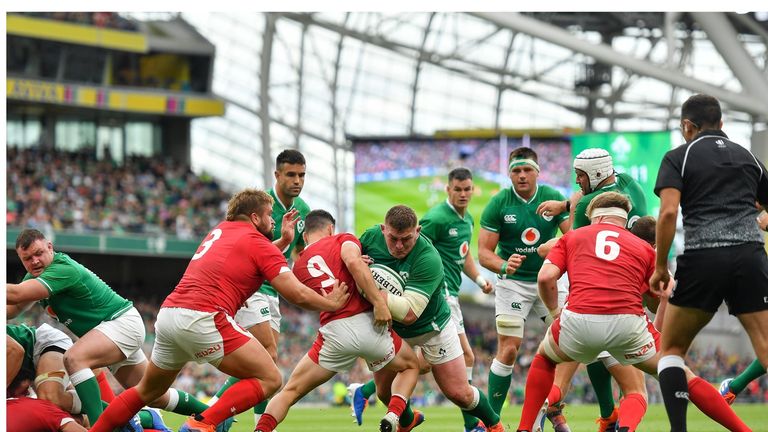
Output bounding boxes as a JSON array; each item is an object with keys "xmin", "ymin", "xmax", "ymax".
[
  {"xmin": 270, "ymin": 271, "xmax": 349, "ymax": 312},
  {"xmin": 463, "ymin": 254, "xmax": 491, "ymax": 293},
  {"xmin": 7, "ymin": 279, "xmax": 49, "ymax": 305},
  {"xmin": 651, "ymin": 188, "xmax": 680, "ymax": 296}
]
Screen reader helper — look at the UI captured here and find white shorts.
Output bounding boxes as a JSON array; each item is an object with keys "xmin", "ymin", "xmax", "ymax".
[
  {"xmin": 93, "ymin": 307, "xmax": 147, "ymax": 374},
  {"xmin": 446, "ymin": 293, "xmax": 465, "ymax": 335},
  {"xmin": 404, "ymin": 320, "xmax": 463, "ymax": 365},
  {"xmin": 552, "ymin": 309, "xmax": 657, "ymax": 366},
  {"xmin": 151, "ymin": 307, "xmax": 254, "ymax": 370},
  {"xmin": 32, "ymin": 323, "xmax": 73, "ymax": 367},
  {"xmin": 235, "ymin": 292, "xmax": 282, "ymax": 333},
  {"xmin": 494, "ymin": 278, "xmax": 567, "ymax": 321},
  {"xmin": 308, "ymin": 312, "xmax": 400, "ymax": 373}
]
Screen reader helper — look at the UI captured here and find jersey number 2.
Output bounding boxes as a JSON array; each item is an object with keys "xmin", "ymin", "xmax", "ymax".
[
  {"xmin": 595, "ymin": 231, "xmax": 620, "ymax": 261},
  {"xmin": 192, "ymin": 229, "xmax": 222, "ymax": 260}
]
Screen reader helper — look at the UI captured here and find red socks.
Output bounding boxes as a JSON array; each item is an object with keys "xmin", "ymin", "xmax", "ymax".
[
  {"xmin": 517, "ymin": 354, "xmax": 556, "ymax": 431},
  {"xmin": 200, "ymin": 378, "xmax": 265, "ymax": 426},
  {"xmin": 96, "ymin": 370, "xmax": 115, "ymax": 403},
  {"xmin": 688, "ymin": 377, "xmax": 751, "ymax": 432},
  {"xmin": 546, "ymin": 385, "xmax": 562, "ymax": 405},
  {"xmin": 89, "ymin": 387, "xmax": 146, "ymax": 432},
  {"xmin": 617, "ymin": 393, "xmax": 647, "ymax": 431},
  {"xmin": 388, "ymin": 394, "xmax": 408, "ymax": 417},
  {"xmin": 255, "ymin": 413, "xmax": 278, "ymax": 432}
]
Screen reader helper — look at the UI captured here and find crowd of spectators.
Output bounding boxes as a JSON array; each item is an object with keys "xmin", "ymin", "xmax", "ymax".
[
  {"xmin": 354, "ymin": 138, "xmax": 574, "ymax": 191},
  {"xmin": 6, "ymin": 147, "xmax": 230, "ymax": 240},
  {"xmin": 20, "ymin": 12, "xmax": 138, "ymax": 31},
  {"xmin": 11, "ymin": 295, "xmax": 766, "ymax": 407}
]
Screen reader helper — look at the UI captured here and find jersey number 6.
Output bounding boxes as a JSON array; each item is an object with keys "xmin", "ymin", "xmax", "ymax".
[{"xmin": 595, "ymin": 230, "xmax": 620, "ymax": 261}]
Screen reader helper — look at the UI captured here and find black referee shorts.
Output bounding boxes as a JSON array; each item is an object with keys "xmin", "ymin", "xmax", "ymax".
[{"xmin": 671, "ymin": 242, "xmax": 768, "ymax": 315}]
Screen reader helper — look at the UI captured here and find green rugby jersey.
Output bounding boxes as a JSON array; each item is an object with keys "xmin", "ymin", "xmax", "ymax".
[
  {"xmin": 259, "ymin": 188, "xmax": 311, "ymax": 297},
  {"xmin": 359, "ymin": 226, "xmax": 451, "ymax": 339},
  {"xmin": 7, "ymin": 324, "xmax": 36, "ymax": 373},
  {"xmin": 480, "ymin": 185, "xmax": 567, "ymax": 282},
  {"xmin": 572, "ymin": 173, "xmax": 648, "ymax": 229},
  {"xmin": 420, "ymin": 200, "xmax": 474, "ymax": 297},
  {"xmin": 22, "ymin": 252, "xmax": 132, "ymax": 337}
]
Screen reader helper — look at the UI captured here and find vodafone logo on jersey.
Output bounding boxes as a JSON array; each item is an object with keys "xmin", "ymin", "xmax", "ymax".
[
  {"xmin": 459, "ymin": 241, "xmax": 469, "ymax": 257},
  {"xmin": 521, "ymin": 228, "xmax": 540, "ymax": 245}
]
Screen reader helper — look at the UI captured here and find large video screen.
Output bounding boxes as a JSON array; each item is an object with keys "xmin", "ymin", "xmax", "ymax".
[{"xmin": 352, "ymin": 137, "xmax": 572, "ymax": 252}]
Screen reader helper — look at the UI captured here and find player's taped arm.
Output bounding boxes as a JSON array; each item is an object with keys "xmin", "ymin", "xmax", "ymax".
[
  {"xmin": 386, "ymin": 290, "xmax": 429, "ymax": 323},
  {"xmin": 538, "ymin": 261, "xmax": 562, "ymax": 317},
  {"xmin": 462, "ymin": 254, "xmax": 487, "ymax": 288}
]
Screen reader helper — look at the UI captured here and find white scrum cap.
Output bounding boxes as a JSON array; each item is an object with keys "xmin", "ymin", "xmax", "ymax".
[{"xmin": 573, "ymin": 148, "xmax": 613, "ymax": 191}]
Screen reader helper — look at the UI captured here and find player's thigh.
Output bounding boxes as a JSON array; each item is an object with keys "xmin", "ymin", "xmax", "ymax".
[
  {"xmin": 608, "ymin": 363, "xmax": 647, "ymax": 395},
  {"xmin": 384, "ymin": 340, "xmax": 418, "ymax": 372},
  {"xmin": 217, "ymin": 338, "xmax": 280, "ymax": 382},
  {"xmin": 659, "ymin": 304, "xmax": 714, "ymax": 355},
  {"xmin": 280, "ymin": 354, "xmax": 336, "ymax": 400},
  {"xmin": 63, "ymin": 329, "xmax": 126, "ymax": 370},
  {"xmin": 737, "ymin": 309, "xmax": 768, "ymax": 365}
]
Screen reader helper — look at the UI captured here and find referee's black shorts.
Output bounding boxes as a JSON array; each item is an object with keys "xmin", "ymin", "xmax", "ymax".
[{"xmin": 671, "ymin": 242, "xmax": 768, "ymax": 315}]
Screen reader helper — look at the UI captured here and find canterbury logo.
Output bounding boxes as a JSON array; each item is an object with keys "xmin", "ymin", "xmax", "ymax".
[{"xmin": 675, "ymin": 391, "xmax": 689, "ymax": 400}]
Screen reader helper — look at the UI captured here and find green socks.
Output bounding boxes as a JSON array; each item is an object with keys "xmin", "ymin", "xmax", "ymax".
[
  {"xmin": 169, "ymin": 389, "xmax": 211, "ymax": 415},
  {"xmin": 488, "ymin": 359, "xmax": 514, "ymax": 415},
  {"xmin": 730, "ymin": 359, "xmax": 768, "ymax": 394},
  {"xmin": 398, "ymin": 401, "xmax": 415, "ymax": 427},
  {"xmin": 254, "ymin": 399, "xmax": 268, "ymax": 414},
  {"xmin": 463, "ymin": 387, "xmax": 500, "ymax": 427},
  {"xmin": 72, "ymin": 372, "xmax": 104, "ymax": 423},
  {"xmin": 215, "ymin": 376, "xmax": 239, "ymax": 398},
  {"xmin": 361, "ymin": 379, "xmax": 377, "ymax": 399},
  {"xmin": 587, "ymin": 361, "xmax": 615, "ymax": 418}
]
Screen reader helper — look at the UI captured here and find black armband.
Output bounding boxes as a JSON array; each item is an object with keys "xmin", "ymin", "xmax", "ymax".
[{"xmin": 565, "ymin": 200, "xmax": 571, "ymax": 213}]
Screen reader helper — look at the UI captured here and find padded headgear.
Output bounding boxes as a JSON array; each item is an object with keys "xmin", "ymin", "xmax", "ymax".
[{"xmin": 573, "ymin": 148, "xmax": 614, "ymax": 191}]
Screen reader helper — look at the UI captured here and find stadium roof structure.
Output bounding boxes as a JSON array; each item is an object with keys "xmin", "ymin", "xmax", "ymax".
[{"xmin": 128, "ymin": 12, "xmax": 768, "ymax": 231}]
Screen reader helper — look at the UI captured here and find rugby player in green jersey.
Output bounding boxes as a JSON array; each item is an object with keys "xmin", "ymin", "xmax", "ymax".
[
  {"xmin": 478, "ymin": 147, "xmax": 575, "ymax": 431},
  {"xmin": 536, "ymin": 148, "xmax": 649, "ymax": 431},
  {"xmin": 7, "ymin": 229, "xmax": 210, "ymax": 425},
  {"xmin": 356, "ymin": 205, "xmax": 506, "ymax": 432},
  {"xmin": 348, "ymin": 169, "xmax": 493, "ymax": 432}
]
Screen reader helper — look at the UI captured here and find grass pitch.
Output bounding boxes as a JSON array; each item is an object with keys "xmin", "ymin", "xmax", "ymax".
[{"xmin": 160, "ymin": 402, "xmax": 767, "ymax": 431}]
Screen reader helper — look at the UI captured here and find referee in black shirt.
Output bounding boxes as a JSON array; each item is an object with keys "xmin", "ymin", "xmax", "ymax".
[{"xmin": 651, "ymin": 94, "xmax": 768, "ymax": 431}]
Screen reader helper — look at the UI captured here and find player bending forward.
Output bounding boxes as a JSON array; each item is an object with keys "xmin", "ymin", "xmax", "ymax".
[
  {"xmin": 515, "ymin": 192, "xmax": 751, "ymax": 432},
  {"xmin": 254, "ymin": 210, "xmax": 420, "ymax": 432}
]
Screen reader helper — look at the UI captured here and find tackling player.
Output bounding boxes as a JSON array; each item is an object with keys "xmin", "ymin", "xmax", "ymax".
[
  {"xmin": 254, "ymin": 210, "xmax": 420, "ymax": 432},
  {"xmin": 87, "ymin": 188, "xmax": 349, "ymax": 432},
  {"xmin": 516, "ymin": 192, "xmax": 750, "ymax": 432},
  {"xmin": 212, "ymin": 149, "xmax": 310, "ymax": 426}
]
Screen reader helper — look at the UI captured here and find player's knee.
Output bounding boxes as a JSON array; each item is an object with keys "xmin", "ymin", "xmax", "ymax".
[
  {"xmin": 444, "ymin": 385, "xmax": 473, "ymax": 408},
  {"xmin": 261, "ymin": 369, "xmax": 283, "ymax": 397}
]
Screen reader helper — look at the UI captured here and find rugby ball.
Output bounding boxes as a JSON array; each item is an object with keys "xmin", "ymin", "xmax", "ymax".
[{"xmin": 368, "ymin": 263, "xmax": 406, "ymax": 297}]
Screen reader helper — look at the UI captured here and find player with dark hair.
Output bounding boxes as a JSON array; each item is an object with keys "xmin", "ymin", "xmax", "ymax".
[
  {"xmin": 478, "ymin": 147, "xmax": 573, "ymax": 430},
  {"xmin": 653, "ymin": 93, "xmax": 768, "ymax": 431},
  {"xmin": 6, "ymin": 229, "xmax": 209, "ymax": 426},
  {"xmin": 356, "ymin": 205, "xmax": 506, "ymax": 432},
  {"xmin": 254, "ymin": 209, "xmax": 420, "ymax": 432},
  {"xmin": 88, "ymin": 188, "xmax": 349, "ymax": 432}
]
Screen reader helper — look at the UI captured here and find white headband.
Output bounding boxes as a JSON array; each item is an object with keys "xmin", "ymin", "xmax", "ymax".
[
  {"xmin": 589, "ymin": 207, "xmax": 628, "ymax": 220},
  {"xmin": 508, "ymin": 158, "xmax": 540, "ymax": 172}
]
